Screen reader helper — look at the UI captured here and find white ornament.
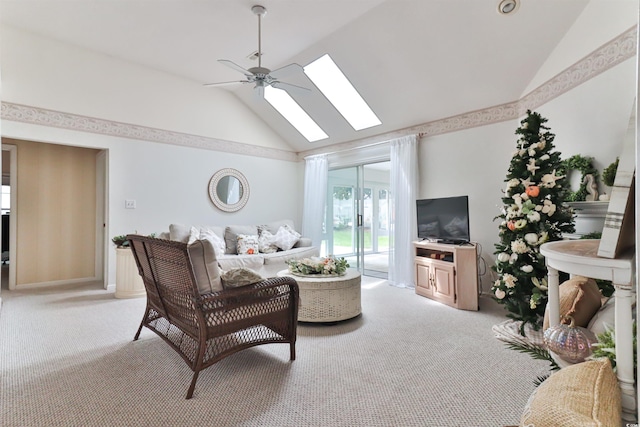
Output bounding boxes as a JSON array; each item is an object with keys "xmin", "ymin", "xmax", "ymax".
[
  {"xmin": 524, "ymin": 233, "xmax": 539, "ymax": 245},
  {"xmin": 527, "ymin": 211, "xmax": 541, "ymax": 222},
  {"xmin": 520, "ymin": 177, "xmax": 535, "ymax": 188},
  {"xmin": 521, "ymin": 265, "xmax": 534, "ymax": 273},
  {"xmin": 495, "ymin": 288, "xmax": 506, "ymax": 299},
  {"xmin": 540, "ymin": 169, "xmax": 564, "ymax": 188},
  {"xmin": 497, "ymin": 253, "xmax": 510, "ymax": 262},
  {"xmin": 526, "ymin": 159, "xmax": 540, "ymax": 175}
]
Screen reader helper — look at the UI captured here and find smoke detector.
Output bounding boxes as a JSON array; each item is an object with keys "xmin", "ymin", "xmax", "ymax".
[{"xmin": 497, "ymin": 0, "xmax": 519, "ymax": 15}]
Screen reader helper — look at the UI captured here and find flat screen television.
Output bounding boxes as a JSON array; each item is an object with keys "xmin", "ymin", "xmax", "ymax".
[{"xmin": 416, "ymin": 196, "xmax": 470, "ymax": 244}]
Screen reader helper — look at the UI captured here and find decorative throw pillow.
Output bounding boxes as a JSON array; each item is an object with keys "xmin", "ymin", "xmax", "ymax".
[
  {"xmin": 273, "ymin": 225, "xmax": 300, "ymax": 251},
  {"xmin": 543, "ymin": 276, "xmax": 602, "ymax": 330},
  {"xmin": 200, "ymin": 228, "xmax": 226, "ymax": 257},
  {"xmin": 224, "ymin": 225, "xmax": 258, "ymax": 254},
  {"xmin": 258, "ymin": 230, "xmax": 278, "ymax": 254},
  {"xmin": 282, "ymin": 223, "xmax": 301, "ymax": 239},
  {"xmin": 587, "ymin": 297, "xmax": 615, "ymax": 337},
  {"xmin": 221, "ymin": 268, "xmax": 264, "ymax": 289},
  {"xmin": 187, "ymin": 226, "xmax": 202, "ymax": 244},
  {"xmin": 520, "ymin": 358, "xmax": 621, "ymax": 427},
  {"xmin": 237, "ymin": 234, "xmax": 259, "ymax": 255}
]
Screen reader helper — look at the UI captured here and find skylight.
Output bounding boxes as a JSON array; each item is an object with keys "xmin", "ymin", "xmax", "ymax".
[
  {"xmin": 304, "ymin": 54, "xmax": 381, "ymax": 131},
  {"xmin": 264, "ymin": 86, "xmax": 328, "ymax": 142}
]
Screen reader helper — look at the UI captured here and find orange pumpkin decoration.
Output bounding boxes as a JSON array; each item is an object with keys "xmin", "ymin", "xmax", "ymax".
[
  {"xmin": 525, "ymin": 185, "xmax": 540, "ymax": 197},
  {"xmin": 507, "ymin": 221, "xmax": 516, "ymax": 231},
  {"xmin": 247, "ymin": 248, "xmax": 255, "ymax": 255}
]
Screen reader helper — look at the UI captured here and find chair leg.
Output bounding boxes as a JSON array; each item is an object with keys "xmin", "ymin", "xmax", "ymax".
[
  {"xmin": 133, "ymin": 320, "xmax": 144, "ymax": 341},
  {"xmin": 134, "ymin": 311, "xmax": 148, "ymax": 341},
  {"xmin": 290, "ymin": 341, "xmax": 296, "ymax": 361},
  {"xmin": 186, "ymin": 371, "xmax": 200, "ymax": 399}
]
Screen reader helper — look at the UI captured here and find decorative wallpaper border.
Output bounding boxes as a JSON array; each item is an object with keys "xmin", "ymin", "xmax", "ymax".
[
  {"xmin": 0, "ymin": 103, "xmax": 298, "ymax": 162},
  {"xmin": 1, "ymin": 26, "xmax": 636, "ymax": 162}
]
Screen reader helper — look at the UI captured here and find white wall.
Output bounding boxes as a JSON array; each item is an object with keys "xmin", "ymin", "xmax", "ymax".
[
  {"xmin": 1, "ymin": 25, "xmax": 306, "ymax": 288},
  {"xmin": 418, "ymin": 120, "xmax": 518, "ymax": 291},
  {"xmin": 418, "ymin": 57, "xmax": 636, "ymax": 293},
  {"xmin": 1, "ymin": 26, "xmax": 290, "ymax": 151},
  {"xmin": 524, "ymin": 0, "xmax": 638, "ymax": 94},
  {"xmin": 2, "ymin": 120, "xmax": 302, "ymax": 287},
  {"xmin": 536, "ymin": 58, "xmax": 637, "ymax": 192}
]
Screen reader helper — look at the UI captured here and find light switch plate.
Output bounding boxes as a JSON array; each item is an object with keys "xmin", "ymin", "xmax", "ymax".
[{"xmin": 125, "ymin": 199, "xmax": 136, "ymax": 209}]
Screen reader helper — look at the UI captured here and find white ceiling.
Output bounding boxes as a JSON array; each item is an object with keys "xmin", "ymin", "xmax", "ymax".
[{"xmin": 1, "ymin": 0, "xmax": 592, "ymax": 153}]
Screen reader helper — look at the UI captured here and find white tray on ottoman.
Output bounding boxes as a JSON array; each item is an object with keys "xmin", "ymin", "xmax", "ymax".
[{"xmin": 277, "ymin": 268, "xmax": 362, "ymax": 322}]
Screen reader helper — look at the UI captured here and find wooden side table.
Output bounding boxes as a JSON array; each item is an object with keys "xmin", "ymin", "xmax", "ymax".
[{"xmin": 540, "ymin": 239, "xmax": 636, "ymax": 422}]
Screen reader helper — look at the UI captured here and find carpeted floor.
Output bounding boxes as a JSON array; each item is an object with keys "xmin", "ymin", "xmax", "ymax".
[{"xmin": 0, "ymin": 276, "xmax": 550, "ymax": 426}]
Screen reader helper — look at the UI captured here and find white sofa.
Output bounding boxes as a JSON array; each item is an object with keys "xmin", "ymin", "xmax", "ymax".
[{"xmin": 159, "ymin": 219, "xmax": 319, "ymax": 278}]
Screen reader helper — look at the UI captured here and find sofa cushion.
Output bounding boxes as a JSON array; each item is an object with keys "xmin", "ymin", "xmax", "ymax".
[
  {"xmin": 187, "ymin": 226, "xmax": 226, "ymax": 257},
  {"xmin": 170, "ymin": 223, "xmax": 192, "ymax": 243},
  {"xmin": 273, "ymin": 225, "xmax": 300, "ymax": 251},
  {"xmin": 258, "ymin": 230, "xmax": 278, "ymax": 254},
  {"xmin": 237, "ymin": 234, "xmax": 259, "ymax": 255},
  {"xmin": 263, "ymin": 246, "xmax": 320, "ymax": 264},
  {"xmin": 264, "ymin": 219, "xmax": 296, "ymax": 235},
  {"xmin": 221, "ymin": 268, "xmax": 264, "ymax": 289},
  {"xmin": 170, "ymin": 224, "xmax": 225, "ymax": 244},
  {"xmin": 519, "ymin": 358, "xmax": 621, "ymax": 427},
  {"xmin": 186, "ymin": 239, "xmax": 222, "ymax": 294},
  {"xmin": 294, "ymin": 237, "xmax": 313, "ymax": 248},
  {"xmin": 225, "ymin": 225, "xmax": 258, "ymax": 254},
  {"xmin": 543, "ymin": 276, "xmax": 601, "ymax": 330},
  {"xmin": 217, "ymin": 254, "xmax": 264, "ymax": 271}
]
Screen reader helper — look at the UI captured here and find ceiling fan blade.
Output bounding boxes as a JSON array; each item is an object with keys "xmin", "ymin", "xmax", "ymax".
[
  {"xmin": 203, "ymin": 80, "xmax": 249, "ymax": 87},
  {"xmin": 218, "ymin": 59, "xmax": 253, "ymax": 76},
  {"xmin": 269, "ymin": 63, "xmax": 303, "ymax": 79},
  {"xmin": 271, "ymin": 81, "xmax": 311, "ymax": 96}
]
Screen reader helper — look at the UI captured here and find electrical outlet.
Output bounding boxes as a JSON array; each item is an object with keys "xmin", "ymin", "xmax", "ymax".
[{"xmin": 125, "ymin": 200, "xmax": 136, "ymax": 209}]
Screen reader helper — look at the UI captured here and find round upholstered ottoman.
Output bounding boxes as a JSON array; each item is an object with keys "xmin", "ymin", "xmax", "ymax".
[{"xmin": 276, "ymin": 268, "xmax": 362, "ymax": 322}]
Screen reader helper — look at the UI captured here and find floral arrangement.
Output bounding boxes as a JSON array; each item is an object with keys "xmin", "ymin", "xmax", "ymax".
[
  {"xmin": 287, "ymin": 256, "xmax": 349, "ymax": 276},
  {"xmin": 492, "ymin": 110, "xmax": 575, "ymax": 332}
]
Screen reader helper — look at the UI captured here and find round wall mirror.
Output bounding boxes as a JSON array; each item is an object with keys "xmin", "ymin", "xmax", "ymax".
[{"xmin": 208, "ymin": 168, "xmax": 249, "ymax": 212}]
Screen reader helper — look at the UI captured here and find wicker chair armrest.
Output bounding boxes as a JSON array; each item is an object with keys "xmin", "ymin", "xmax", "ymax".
[{"xmin": 196, "ymin": 276, "xmax": 298, "ymax": 314}]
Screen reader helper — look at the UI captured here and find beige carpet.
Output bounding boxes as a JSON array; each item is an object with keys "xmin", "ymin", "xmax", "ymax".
[{"xmin": 0, "ymin": 277, "xmax": 549, "ymax": 426}]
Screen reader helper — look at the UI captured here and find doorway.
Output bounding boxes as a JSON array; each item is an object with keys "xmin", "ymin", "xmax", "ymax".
[
  {"xmin": 1, "ymin": 139, "xmax": 107, "ymax": 289},
  {"xmin": 326, "ymin": 162, "xmax": 390, "ymax": 278},
  {"xmin": 1, "ymin": 145, "xmax": 17, "ymax": 290}
]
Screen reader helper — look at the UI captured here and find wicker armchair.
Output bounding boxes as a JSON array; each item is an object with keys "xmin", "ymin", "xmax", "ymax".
[{"xmin": 126, "ymin": 234, "xmax": 299, "ymax": 399}]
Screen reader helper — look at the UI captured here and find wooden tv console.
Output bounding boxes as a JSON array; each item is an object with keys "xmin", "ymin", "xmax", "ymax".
[{"xmin": 413, "ymin": 240, "xmax": 479, "ymax": 311}]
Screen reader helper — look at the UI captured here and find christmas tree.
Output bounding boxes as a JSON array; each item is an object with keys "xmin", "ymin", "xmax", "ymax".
[{"xmin": 492, "ymin": 110, "xmax": 575, "ymax": 331}]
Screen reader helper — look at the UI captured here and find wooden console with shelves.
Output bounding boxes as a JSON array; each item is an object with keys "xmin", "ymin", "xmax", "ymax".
[{"xmin": 413, "ymin": 240, "xmax": 478, "ymax": 311}]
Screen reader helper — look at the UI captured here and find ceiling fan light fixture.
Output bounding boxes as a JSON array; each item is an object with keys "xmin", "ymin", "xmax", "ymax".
[{"xmin": 497, "ymin": 0, "xmax": 519, "ymax": 15}]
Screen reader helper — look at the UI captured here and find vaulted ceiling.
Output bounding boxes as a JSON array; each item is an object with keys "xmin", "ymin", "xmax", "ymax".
[{"xmin": 1, "ymin": 0, "xmax": 596, "ymax": 153}]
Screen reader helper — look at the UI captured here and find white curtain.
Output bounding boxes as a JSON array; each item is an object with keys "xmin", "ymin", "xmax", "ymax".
[
  {"xmin": 389, "ymin": 135, "xmax": 418, "ymax": 288},
  {"xmin": 301, "ymin": 154, "xmax": 328, "ymax": 249}
]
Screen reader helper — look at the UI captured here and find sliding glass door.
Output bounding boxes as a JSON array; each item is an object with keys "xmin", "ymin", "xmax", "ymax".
[{"xmin": 326, "ymin": 162, "xmax": 390, "ymax": 278}]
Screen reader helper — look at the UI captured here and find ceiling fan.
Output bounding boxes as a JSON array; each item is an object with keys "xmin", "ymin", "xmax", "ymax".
[{"xmin": 204, "ymin": 5, "xmax": 309, "ymax": 99}]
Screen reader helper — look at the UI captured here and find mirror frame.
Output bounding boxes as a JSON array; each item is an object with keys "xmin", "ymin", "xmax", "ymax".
[{"xmin": 208, "ymin": 168, "xmax": 250, "ymax": 212}]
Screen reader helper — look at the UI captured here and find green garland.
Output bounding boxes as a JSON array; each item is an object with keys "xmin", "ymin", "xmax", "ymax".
[{"xmin": 560, "ymin": 155, "xmax": 599, "ymax": 202}]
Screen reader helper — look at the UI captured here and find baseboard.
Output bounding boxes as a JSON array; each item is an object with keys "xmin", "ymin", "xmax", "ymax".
[{"xmin": 14, "ymin": 276, "xmax": 100, "ymax": 290}]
